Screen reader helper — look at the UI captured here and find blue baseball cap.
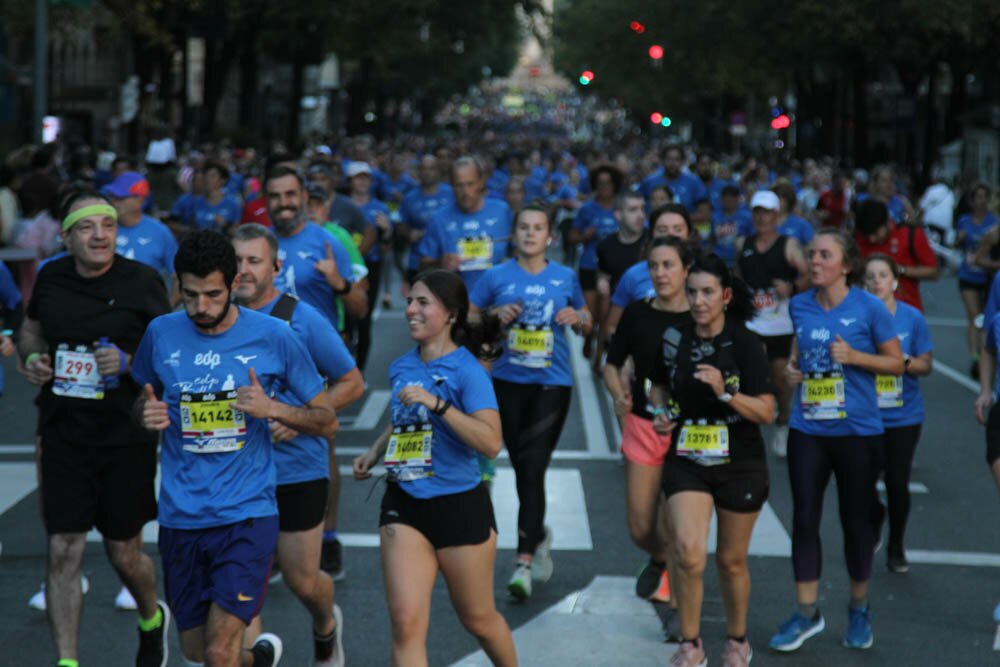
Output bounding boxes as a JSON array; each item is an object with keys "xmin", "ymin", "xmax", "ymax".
[{"xmin": 102, "ymin": 171, "xmax": 150, "ymax": 199}]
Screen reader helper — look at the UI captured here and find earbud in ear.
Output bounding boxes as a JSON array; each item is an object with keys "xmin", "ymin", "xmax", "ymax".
[
  {"xmin": 892, "ymin": 280, "xmax": 899, "ymax": 291},
  {"xmin": 546, "ymin": 239, "xmax": 552, "ymax": 246}
]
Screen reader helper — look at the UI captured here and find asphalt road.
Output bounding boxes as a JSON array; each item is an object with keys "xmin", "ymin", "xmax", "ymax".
[{"xmin": 1, "ymin": 271, "xmax": 998, "ymax": 666}]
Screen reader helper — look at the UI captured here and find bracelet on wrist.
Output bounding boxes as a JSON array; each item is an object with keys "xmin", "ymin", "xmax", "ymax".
[
  {"xmin": 435, "ymin": 399, "xmax": 452, "ymax": 416},
  {"xmin": 25, "ymin": 352, "xmax": 41, "ymax": 366},
  {"xmin": 651, "ymin": 406, "xmax": 666, "ymax": 417}
]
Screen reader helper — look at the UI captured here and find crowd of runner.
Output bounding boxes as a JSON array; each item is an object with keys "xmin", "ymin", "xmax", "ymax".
[{"xmin": 0, "ymin": 134, "xmax": 998, "ymax": 666}]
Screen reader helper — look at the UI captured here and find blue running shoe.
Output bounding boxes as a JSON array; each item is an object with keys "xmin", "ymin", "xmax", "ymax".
[
  {"xmin": 769, "ymin": 611, "xmax": 825, "ymax": 652},
  {"xmin": 844, "ymin": 605, "xmax": 874, "ymax": 649}
]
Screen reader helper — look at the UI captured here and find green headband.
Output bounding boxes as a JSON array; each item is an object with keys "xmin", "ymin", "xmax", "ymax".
[{"xmin": 62, "ymin": 204, "xmax": 118, "ymax": 232}]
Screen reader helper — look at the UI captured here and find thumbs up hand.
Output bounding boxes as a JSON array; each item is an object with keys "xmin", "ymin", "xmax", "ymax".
[
  {"xmin": 314, "ymin": 241, "xmax": 346, "ymax": 290},
  {"xmin": 141, "ymin": 383, "xmax": 171, "ymax": 431},
  {"xmin": 830, "ymin": 334, "xmax": 854, "ymax": 365},
  {"xmin": 233, "ymin": 367, "xmax": 273, "ymax": 418}
]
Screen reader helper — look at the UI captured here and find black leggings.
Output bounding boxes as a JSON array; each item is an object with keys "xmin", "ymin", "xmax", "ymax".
[
  {"xmin": 787, "ymin": 429, "xmax": 880, "ymax": 584},
  {"xmin": 871, "ymin": 424, "xmax": 922, "ymax": 554},
  {"xmin": 493, "ymin": 378, "xmax": 572, "ymax": 555},
  {"xmin": 354, "ymin": 260, "xmax": 381, "ymax": 371}
]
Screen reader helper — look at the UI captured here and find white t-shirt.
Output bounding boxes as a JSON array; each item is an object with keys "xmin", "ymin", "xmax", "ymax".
[
  {"xmin": 919, "ymin": 183, "xmax": 955, "ymax": 229},
  {"xmin": 145, "ymin": 138, "xmax": 176, "ymax": 165}
]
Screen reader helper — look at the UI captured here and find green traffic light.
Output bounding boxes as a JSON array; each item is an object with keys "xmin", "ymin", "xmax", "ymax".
[
  {"xmin": 661, "ymin": 117, "xmax": 672, "ymax": 127},
  {"xmin": 579, "ymin": 76, "xmax": 590, "ymax": 85}
]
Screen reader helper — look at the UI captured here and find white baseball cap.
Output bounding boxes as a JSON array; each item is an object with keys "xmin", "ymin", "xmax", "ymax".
[
  {"xmin": 750, "ymin": 190, "xmax": 780, "ymax": 211},
  {"xmin": 346, "ymin": 161, "xmax": 373, "ymax": 178}
]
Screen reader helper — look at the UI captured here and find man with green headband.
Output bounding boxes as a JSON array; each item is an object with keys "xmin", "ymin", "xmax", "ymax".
[{"xmin": 18, "ymin": 191, "xmax": 172, "ymax": 667}]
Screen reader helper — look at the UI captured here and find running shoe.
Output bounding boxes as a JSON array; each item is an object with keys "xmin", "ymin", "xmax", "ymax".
[
  {"xmin": 320, "ymin": 540, "xmax": 345, "ymax": 581},
  {"xmin": 720, "ymin": 637, "xmax": 752, "ymax": 667},
  {"xmin": 768, "ymin": 610, "xmax": 825, "ymax": 652},
  {"xmin": 635, "ymin": 559, "xmax": 666, "ymax": 599},
  {"xmin": 507, "ymin": 562, "xmax": 532, "ymax": 601},
  {"xmin": 115, "ymin": 585, "xmax": 138, "ymax": 610},
  {"xmin": 135, "ymin": 599, "xmax": 170, "ymax": 667},
  {"xmin": 887, "ymin": 552, "xmax": 909, "ymax": 573},
  {"xmin": 314, "ymin": 603, "xmax": 344, "ymax": 667},
  {"xmin": 251, "ymin": 632, "xmax": 284, "ymax": 666},
  {"xmin": 662, "ymin": 607, "xmax": 683, "ymax": 643},
  {"xmin": 669, "ymin": 638, "xmax": 707, "ymax": 667},
  {"xmin": 649, "ymin": 569, "xmax": 671, "ymax": 603},
  {"xmin": 771, "ymin": 424, "xmax": 788, "ymax": 458},
  {"xmin": 532, "ymin": 527, "xmax": 554, "ymax": 583},
  {"xmin": 843, "ymin": 605, "xmax": 873, "ymax": 649},
  {"xmin": 269, "ymin": 559, "xmax": 284, "ymax": 585},
  {"xmin": 29, "ymin": 576, "xmax": 90, "ymax": 611}
]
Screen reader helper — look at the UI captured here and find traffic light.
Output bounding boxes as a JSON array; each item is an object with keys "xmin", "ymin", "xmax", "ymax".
[
  {"xmin": 771, "ymin": 114, "xmax": 791, "ymax": 130},
  {"xmin": 630, "ymin": 21, "xmax": 646, "ymax": 34},
  {"xmin": 661, "ymin": 116, "xmax": 672, "ymax": 127},
  {"xmin": 648, "ymin": 44, "xmax": 664, "ymax": 60},
  {"xmin": 579, "ymin": 70, "xmax": 595, "ymax": 86},
  {"xmin": 650, "ymin": 112, "xmax": 663, "ymax": 124}
]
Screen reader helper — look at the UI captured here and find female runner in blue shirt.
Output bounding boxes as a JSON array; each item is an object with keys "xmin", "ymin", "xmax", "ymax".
[
  {"xmin": 469, "ymin": 204, "xmax": 591, "ymax": 600},
  {"xmin": 863, "ymin": 254, "xmax": 933, "ymax": 573},
  {"xmin": 353, "ymin": 269, "xmax": 516, "ymax": 666},
  {"xmin": 769, "ymin": 229, "xmax": 903, "ymax": 654}
]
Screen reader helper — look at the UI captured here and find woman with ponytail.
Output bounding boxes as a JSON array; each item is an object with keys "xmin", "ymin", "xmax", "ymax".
[
  {"xmin": 648, "ymin": 253, "xmax": 776, "ymax": 667},
  {"xmin": 352, "ymin": 269, "xmax": 516, "ymax": 666},
  {"xmin": 469, "ymin": 204, "xmax": 591, "ymax": 601}
]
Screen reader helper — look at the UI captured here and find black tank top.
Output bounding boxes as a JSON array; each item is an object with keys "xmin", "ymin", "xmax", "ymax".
[{"xmin": 738, "ymin": 234, "xmax": 797, "ymax": 289}]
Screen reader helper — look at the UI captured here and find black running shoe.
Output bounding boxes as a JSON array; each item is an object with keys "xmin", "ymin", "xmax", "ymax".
[
  {"xmin": 635, "ymin": 559, "xmax": 665, "ymax": 599},
  {"xmin": 135, "ymin": 600, "xmax": 170, "ymax": 667},
  {"xmin": 321, "ymin": 539, "xmax": 345, "ymax": 581}
]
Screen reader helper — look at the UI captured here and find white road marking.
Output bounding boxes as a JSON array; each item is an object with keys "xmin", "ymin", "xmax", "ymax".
[
  {"xmin": 0, "ymin": 463, "xmax": 37, "ymax": 514},
  {"xmin": 707, "ymin": 502, "xmax": 792, "ymax": 557},
  {"xmin": 451, "ymin": 576, "xmax": 670, "ymax": 666},
  {"xmin": 876, "ymin": 480, "xmax": 929, "ymax": 494},
  {"xmin": 602, "ymin": 388, "xmax": 623, "ymax": 449},
  {"xmin": 926, "ymin": 316, "xmax": 969, "ymax": 327},
  {"xmin": 905, "ymin": 549, "xmax": 1000, "ymax": 568},
  {"xmin": 933, "ymin": 359, "xmax": 980, "ymax": 393},
  {"xmin": 342, "ymin": 389, "xmax": 392, "ymax": 431},
  {"xmin": 334, "ymin": 445, "xmax": 619, "ymax": 461},
  {"xmin": 340, "ymin": 466, "xmax": 593, "ymax": 551},
  {"xmin": 567, "ymin": 330, "xmax": 612, "ymax": 455},
  {"xmin": 0, "ymin": 445, "xmax": 34, "ymax": 454}
]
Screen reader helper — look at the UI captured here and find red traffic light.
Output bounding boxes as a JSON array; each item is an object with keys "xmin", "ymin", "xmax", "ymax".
[
  {"xmin": 770, "ymin": 114, "xmax": 791, "ymax": 130},
  {"xmin": 648, "ymin": 45, "xmax": 664, "ymax": 60},
  {"xmin": 630, "ymin": 21, "xmax": 646, "ymax": 34},
  {"xmin": 650, "ymin": 112, "xmax": 664, "ymax": 124}
]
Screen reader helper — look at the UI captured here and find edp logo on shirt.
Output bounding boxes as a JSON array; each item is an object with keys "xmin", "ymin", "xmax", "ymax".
[{"xmin": 194, "ymin": 350, "xmax": 222, "ymax": 369}]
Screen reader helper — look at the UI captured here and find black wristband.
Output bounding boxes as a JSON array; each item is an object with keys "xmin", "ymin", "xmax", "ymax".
[
  {"xmin": 435, "ymin": 399, "xmax": 452, "ymax": 416},
  {"xmin": 332, "ymin": 280, "xmax": 352, "ymax": 295}
]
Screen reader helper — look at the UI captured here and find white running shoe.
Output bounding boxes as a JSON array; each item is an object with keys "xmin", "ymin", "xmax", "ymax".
[
  {"xmin": 532, "ymin": 526, "xmax": 554, "ymax": 583},
  {"xmin": 772, "ymin": 424, "xmax": 789, "ymax": 457},
  {"xmin": 507, "ymin": 562, "xmax": 532, "ymax": 601},
  {"xmin": 29, "ymin": 575, "xmax": 90, "ymax": 611},
  {"xmin": 115, "ymin": 585, "xmax": 138, "ymax": 610}
]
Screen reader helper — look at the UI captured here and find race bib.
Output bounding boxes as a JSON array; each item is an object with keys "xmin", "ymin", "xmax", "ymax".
[
  {"xmin": 180, "ymin": 390, "xmax": 247, "ymax": 453},
  {"xmin": 508, "ymin": 325, "xmax": 554, "ymax": 368},
  {"xmin": 457, "ymin": 237, "xmax": 493, "ymax": 271},
  {"xmin": 966, "ymin": 250, "xmax": 983, "ymax": 273},
  {"xmin": 752, "ymin": 289, "xmax": 779, "ymax": 317},
  {"xmin": 802, "ymin": 372, "xmax": 846, "ymax": 420},
  {"xmin": 53, "ymin": 345, "xmax": 104, "ymax": 400},
  {"xmin": 385, "ymin": 423, "xmax": 434, "ymax": 480},
  {"xmin": 677, "ymin": 421, "xmax": 729, "ymax": 461},
  {"xmin": 875, "ymin": 374, "xmax": 903, "ymax": 408}
]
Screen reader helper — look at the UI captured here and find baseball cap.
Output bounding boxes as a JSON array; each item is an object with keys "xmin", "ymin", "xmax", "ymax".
[
  {"xmin": 306, "ymin": 182, "xmax": 329, "ymax": 201},
  {"xmin": 345, "ymin": 161, "xmax": 373, "ymax": 178},
  {"xmin": 102, "ymin": 171, "xmax": 150, "ymax": 199},
  {"xmin": 750, "ymin": 190, "xmax": 780, "ymax": 211}
]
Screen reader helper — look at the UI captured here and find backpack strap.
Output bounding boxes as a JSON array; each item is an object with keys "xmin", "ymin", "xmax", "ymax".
[{"xmin": 270, "ymin": 292, "xmax": 300, "ymax": 324}]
